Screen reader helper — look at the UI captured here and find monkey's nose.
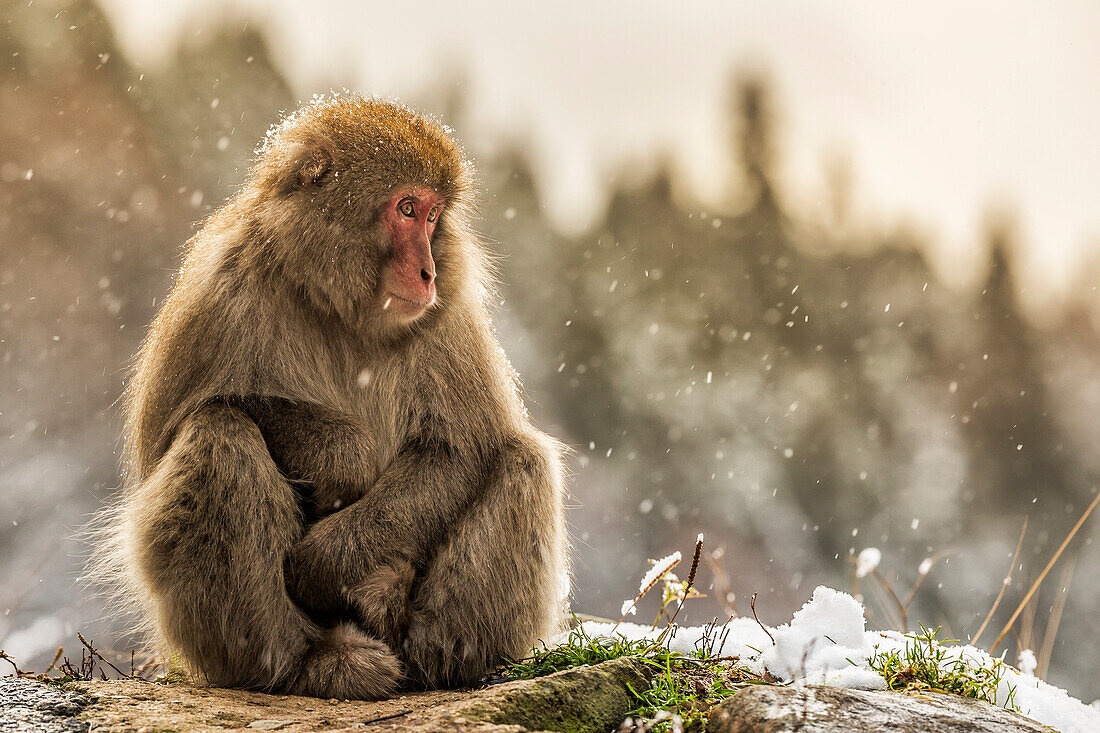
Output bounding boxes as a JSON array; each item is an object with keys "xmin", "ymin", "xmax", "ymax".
[{"xmin": 420, "ymin": 268, "xmax": 434, "ymax": 283}]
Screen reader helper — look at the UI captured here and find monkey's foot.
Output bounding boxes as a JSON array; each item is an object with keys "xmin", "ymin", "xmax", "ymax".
[
  {"xmin": 401, "ymin": 611, "xmax": 487, "ymax": 689},
  {"xmin": 291, "ymin": 623, "xmax": 402, "ymax": 700}
]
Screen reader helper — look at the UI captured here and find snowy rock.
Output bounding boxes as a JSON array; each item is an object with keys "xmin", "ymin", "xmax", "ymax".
[
  {"xmin": 707, "ymin": 685, "xmax": 1054, "ymax": 733},
  {"xmin": 574, "ymin": 585, "xmax": 1100, "ymax": 732}
]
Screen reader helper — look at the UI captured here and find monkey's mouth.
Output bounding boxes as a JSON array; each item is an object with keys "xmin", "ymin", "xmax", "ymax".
[{"xmin": 385, "ymin": 292, "xmax": 435, "ymax": 311}]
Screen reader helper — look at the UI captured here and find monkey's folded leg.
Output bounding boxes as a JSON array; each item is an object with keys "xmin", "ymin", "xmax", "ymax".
[
  {"xmin": 126, "ymin": 401, "xmax": 402, "ymax": 699},
  {"xmin": 401, "ymin": 430, "xmax": 567, "ymax": 688}
]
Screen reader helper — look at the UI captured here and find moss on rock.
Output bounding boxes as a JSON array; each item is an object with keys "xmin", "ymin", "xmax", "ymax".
[{"xmin": 441, "ymin": 657, "xmax": 653, "ymax": 733}]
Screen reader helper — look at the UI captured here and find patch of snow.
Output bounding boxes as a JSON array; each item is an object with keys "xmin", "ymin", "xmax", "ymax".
[
  {"xmin": 567, "ymin": 586, "xmax": 1100, "ymax": 733},
  {"xmin": 762, "ymin": 587, "xmax": 882, "ymax": 688},
  {"xmin": 854, "ymin": 548, "xmax": 881, "ymax": 578},
  {"xmin": 636, "ymin": 552, "xmax": 680, "ymax": 595},
  {"xmin": 574, "ymin": 617, "xmax": 774, "ymax": 669},
  {"xmin": 1018, "ymin": 648, "xmax": 1037, "ymax": 676}
]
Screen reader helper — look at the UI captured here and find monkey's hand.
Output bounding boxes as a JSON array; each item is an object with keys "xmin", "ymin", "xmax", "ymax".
[
  {"xmin": 348, "ymin": 560, "xmax": 417, "ymax": 645},
  {"xmin": 284, "ymin": 516, "xmax": 414, "ymax": 623}
]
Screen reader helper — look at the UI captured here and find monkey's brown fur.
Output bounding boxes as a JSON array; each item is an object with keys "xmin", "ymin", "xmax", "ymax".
[{"xmin": 92, "ymin": 97, "xmax": 568, "ymax": 699}]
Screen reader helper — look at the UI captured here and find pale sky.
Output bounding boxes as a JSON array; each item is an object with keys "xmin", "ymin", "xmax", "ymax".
[{"xmin": 99, "ymin": 0, "xmax": 1100, "ymax": 298}]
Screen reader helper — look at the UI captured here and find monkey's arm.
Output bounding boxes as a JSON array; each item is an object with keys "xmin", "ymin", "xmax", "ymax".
[
  {"xmin": 283, "ymin": 429, "xmax": 487, "ymax": 620},
  {"xmin": 402, "ymin": 430, "xmax": 567, "ymax": 687},
  {"xmin": 229, "ymin": 396, "xmax": 377, "ymax": 520},
  {"xmin": 123, "ymin": 401, "xmax": 403, "ymax": 699}
]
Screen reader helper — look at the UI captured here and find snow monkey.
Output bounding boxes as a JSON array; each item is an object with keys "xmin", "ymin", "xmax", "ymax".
[{"xmin": 96, "ymin": 97, "xmax": 568, "ymax": 699}]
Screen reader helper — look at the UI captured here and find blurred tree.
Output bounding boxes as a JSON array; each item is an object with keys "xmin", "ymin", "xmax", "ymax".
[
  {"xmin": 142, "ymin": 20, "xmax": 295, "ymax": 207},
  {"xmin": 958, "ymin": 220, "xmax": 1081, "ymax": 538}
]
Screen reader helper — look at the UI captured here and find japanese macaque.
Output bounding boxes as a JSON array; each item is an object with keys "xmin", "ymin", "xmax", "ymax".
[{"xmin": 92, "ymin": 97, "xmax": 568, "ymax": 700}]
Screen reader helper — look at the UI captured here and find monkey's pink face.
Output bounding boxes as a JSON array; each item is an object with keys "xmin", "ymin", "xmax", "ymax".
[{"xmin": 379, "ymin": 187, "xmax": 445, "ymax": 322}]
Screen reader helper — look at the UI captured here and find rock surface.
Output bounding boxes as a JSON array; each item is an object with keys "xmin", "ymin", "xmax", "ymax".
[
  {"xmin": 707, "ymin": 684, "xmax": 1054, "ymax": 732},
  {"xmin": 0, "ymin": 657, "xmax": 652, "ymax": 733},
  {"xmin": 2, "ymin": 665, "xmax": 1064, "ymax": 732},
  {"xmin": 0, "ymin": 676, "xmax": 90, "ymax": 732}
]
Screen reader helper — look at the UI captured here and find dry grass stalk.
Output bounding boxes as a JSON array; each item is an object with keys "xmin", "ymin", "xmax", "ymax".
[
  {"xmin": 1037, "ymin": 556, "xmax": 1075, "ymax": 680},
  {"xmin": 659, "ymin": 535, "xmax": 705, "ymax": 641},
  {"xmin": 44, "ymin": 647, "xmax": 64, "ymax": 676},
  {"xmin": 0, "ymin": 649, "xmax": 27, "ymax": 677},
  {"xmin": 990, "ymin": 490, "xmax": 1100, "ymax": 653},
  {"xmin": 852, "ymin": 548, "xmax": 954, "ymax": 633}
]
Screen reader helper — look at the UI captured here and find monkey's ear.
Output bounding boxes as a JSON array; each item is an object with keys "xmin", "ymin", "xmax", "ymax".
[
  {"xmin": 296, "ymin": 149, "xmax": 332, "ymax": 187},
  {"xmin": 279, "ymin": 142, "xmax": 334, "ymax": 191}
]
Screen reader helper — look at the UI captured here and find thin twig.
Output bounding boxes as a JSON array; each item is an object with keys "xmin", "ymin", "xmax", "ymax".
[
  {"xmin": 77, "ymin": 633, "xmax": 130, "ymax": 679},
  {"xmin": 991, "ymin": 491, "xmax": 1100, "ymax": 653},
  {"xmin": 363, "ymin": 710, "xmax": 411, "ymax": 725},
  {"xmin": 750, "ymin": 593, "xmax": 774, "ymax": 646},
  {"xmin": 972, "ymin": 517, "xmax": 1028, "ymax": 647},
  {"xmin": 719, "ymin": 626, "xmax": 732, "ymax": 657},
  {"xmin": 901, "ymin": 550, "xmax": 954, "ymax": 608},
  {"xmin": 58, "ymin": 656, "xmax": 74, "ymax": 678},
  {"xmin": 0, "ymin": 650, "xmax": 25, "ymax": 677},
  {"xmin": 871, "ymin": 568, "xmax": 908, "ymax": 632}
]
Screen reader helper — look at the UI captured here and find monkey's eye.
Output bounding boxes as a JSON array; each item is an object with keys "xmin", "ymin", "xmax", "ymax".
[
  {"xmin": 427, "ymin": 205, "xmax": 442, "ymax": 223},
  {"xmin": 398, "ymin": 200, "xmax": 415, "ymax": 218}
]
